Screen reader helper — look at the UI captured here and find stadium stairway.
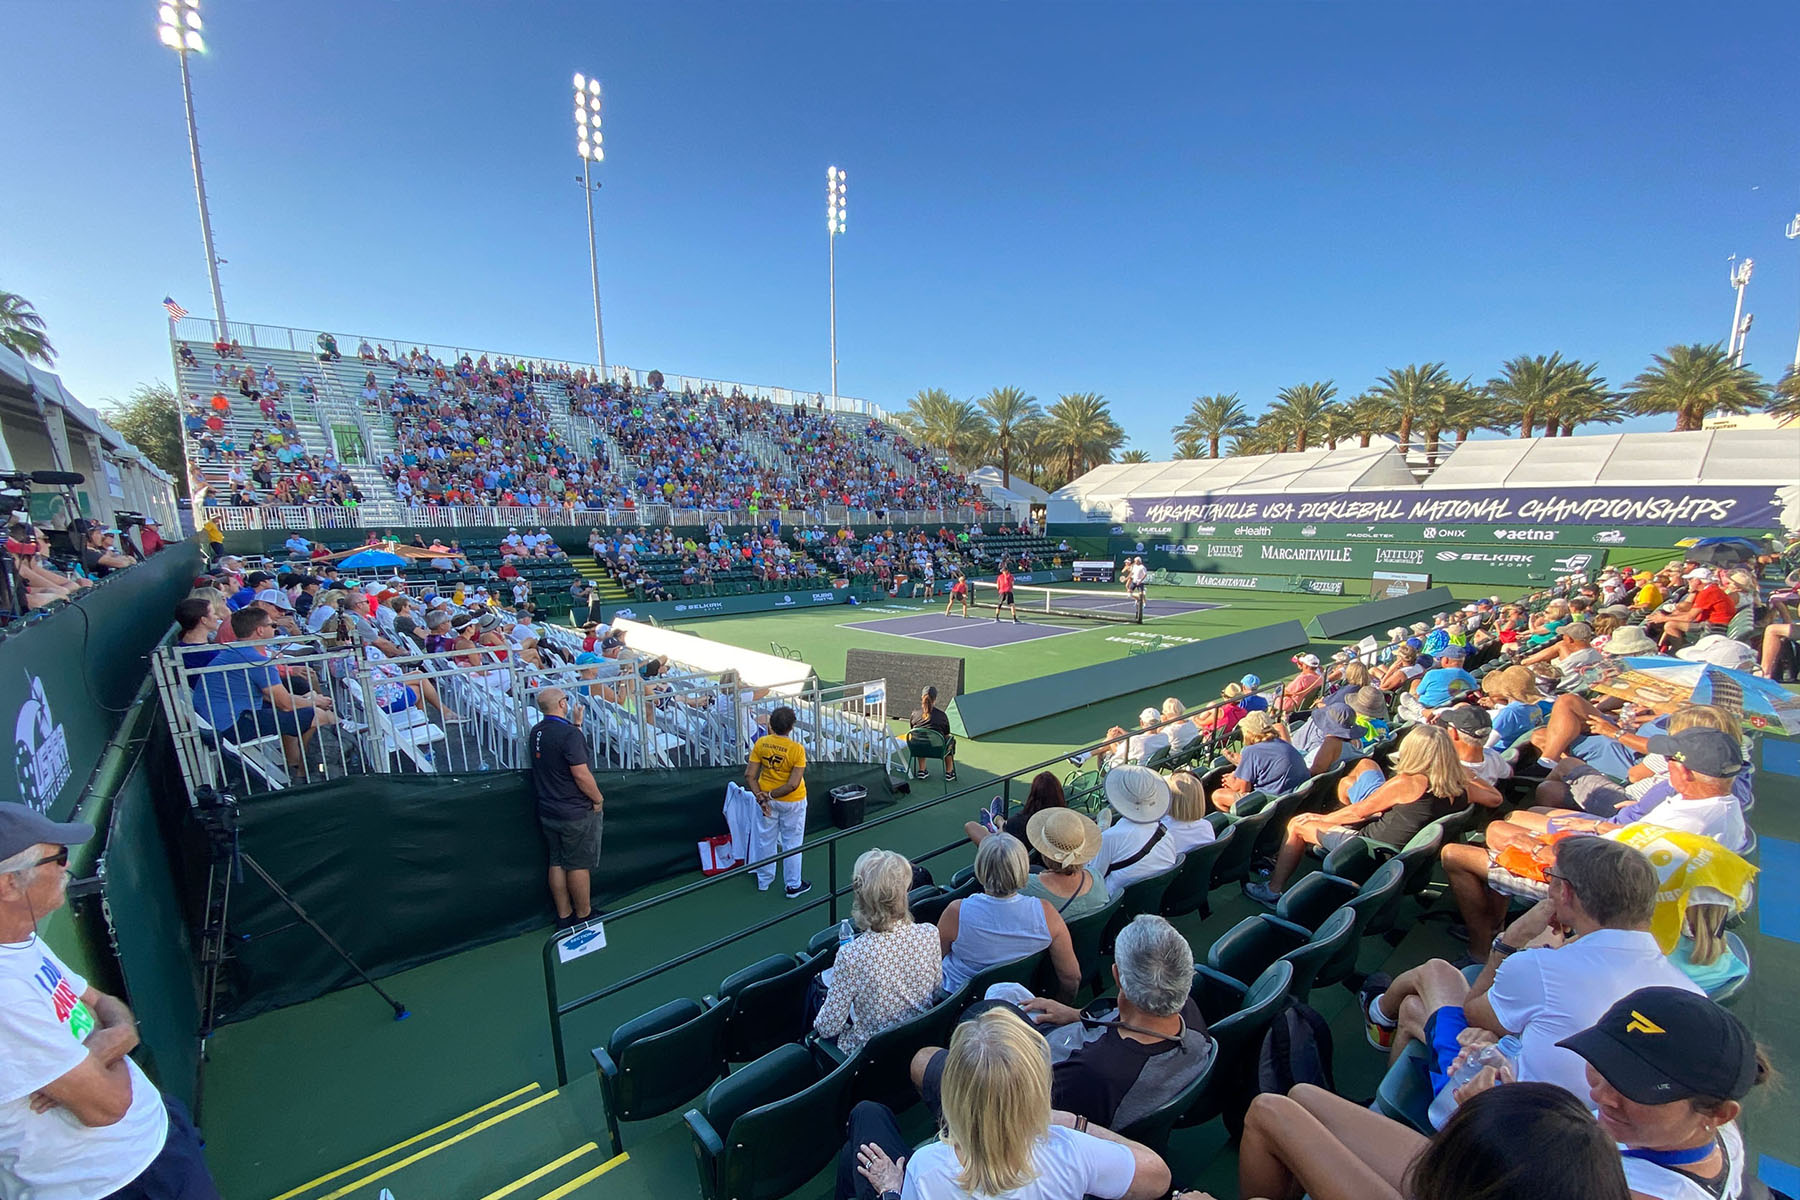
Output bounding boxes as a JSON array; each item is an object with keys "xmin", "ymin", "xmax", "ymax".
[
  {"xmin": 261, "ymin": 1078, "xmax": 631, "ymax": 1200},
  {"xmin": 572, "ymin": 557, "xmax": 629, "ymax": 604}
]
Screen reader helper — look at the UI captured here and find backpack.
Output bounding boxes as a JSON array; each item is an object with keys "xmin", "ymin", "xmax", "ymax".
[{"xmin": 1225, "ymin": 997, "xmax": 1336, "ymax": 1138}]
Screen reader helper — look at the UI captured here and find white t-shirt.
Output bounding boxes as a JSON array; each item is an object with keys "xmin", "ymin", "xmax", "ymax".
[
  {"xmin": 1484, "ymin": 928, "xmax": 1701, "ymax": 1103},
  {"xmin": 1092, "ymin": 819, "xmax": 1180, "ymax": 898},
  {"xmin": 1630, "ymin": 791, "xmax": 1746, "ymax": 852},
  {"xmin": 1160, "ymin": 816, "xmax": 1217, "ymax": 855},
  {"xmin": 1459, "ymin": 748, "xmax": 1513, "ymax": 785},
  {"xmin": 1618, "ymin": 1121, "xmax": 1746, "ymax": 1200},
  {"xmin": 901, "ymin": 1125, "xmax": 1136, "ymax": 1200},
  {"xmin": 0, "ymin": 938, "xmax": 167, "ymax": 1198}
]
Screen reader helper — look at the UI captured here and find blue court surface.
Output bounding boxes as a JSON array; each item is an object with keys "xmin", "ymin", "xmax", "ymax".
[{"xmin": 844, "ymin": 595, "xmax": 1224, "ymax": 650}]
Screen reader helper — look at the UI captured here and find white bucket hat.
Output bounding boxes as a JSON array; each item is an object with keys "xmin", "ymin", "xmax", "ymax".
[
  {"xmin": 1103, "ymin": 765, "xmax": 1171, "ymax": 824},
  {"xmin": 1677, "ymin": 634, "xmax": 1755, "ymax": 671}
]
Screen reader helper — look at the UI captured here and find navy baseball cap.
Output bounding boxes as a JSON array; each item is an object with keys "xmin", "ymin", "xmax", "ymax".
[
  {"xmin": 0, "ymin": 803, "xmax": 93, "ymax": 862},
  {"xmin": 1646, "ymin": 728, "xmax": 1743, "ymax": 779}
]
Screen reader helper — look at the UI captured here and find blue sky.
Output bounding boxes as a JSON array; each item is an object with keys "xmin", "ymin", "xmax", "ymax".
[{"xmin": 7, "ymin": 2, "xmax": 1798, "ymax": 454}]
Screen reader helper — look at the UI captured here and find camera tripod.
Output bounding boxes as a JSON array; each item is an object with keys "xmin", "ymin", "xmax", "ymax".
[{"xmin": 194, "ymin": 787, "xmax": 407, "ymax": 1108}]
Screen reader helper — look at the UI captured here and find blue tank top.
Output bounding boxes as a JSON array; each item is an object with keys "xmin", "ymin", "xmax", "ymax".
[{"xmin": 941, "ymin": 892, "xmax": 1051, "ymax": 993}]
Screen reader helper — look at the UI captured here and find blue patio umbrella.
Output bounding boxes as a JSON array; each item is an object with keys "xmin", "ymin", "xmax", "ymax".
[{"xmin": 337, "ymin": 548, "xmax": 408, "ymax": 569}]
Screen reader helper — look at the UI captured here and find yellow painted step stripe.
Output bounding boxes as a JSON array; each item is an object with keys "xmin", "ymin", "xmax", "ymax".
[
  {"xmin": 478, "ymin": 1144, "xmax": 598, "ymax": 1200},
  {"xmin": 267, "ymin": 1084, "xmax": 542, "ymax": 1200},
  {"xmin": 535, "ymin": 1152, "xmax": 629, "ymax": 1200},
  {"xmin": 315, "ymin": 1090, "xmax": 560, "ymax": 1200}
]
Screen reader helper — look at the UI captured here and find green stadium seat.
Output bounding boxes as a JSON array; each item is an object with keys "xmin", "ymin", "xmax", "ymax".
[
  {"xmin": 1159, "ymin": 828, "xmax": 1235, "ymax": 919},
  {"xmin": 593, "ymin": 996, "xmax": 728, "ymax": 1156},
  {"xmin": 683, "ymin": 1044, "xmax": 857, "ymax": 1200},
  {"xmin": 1176, "ymin": 959, "xmax": 1295, "ymax": 1130},
  {"xmin": 1204, "ymin": 907, "xmax": 1357, "ymax": 1003},
  {"xmin": 712, "ymin": 953, "xmax": 830, "ymax": 1064}
]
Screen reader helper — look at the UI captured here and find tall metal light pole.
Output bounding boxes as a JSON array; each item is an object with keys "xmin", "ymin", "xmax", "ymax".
[
  {"xmin": 1726, "ymin": 255, "xmax": 1753, "ymax": 366},
  {"xmin": 157, "ymin": 0, "xmax": 228, "ymax": 337},
  {"xmin": 827, "ymin": 166, "xmax": 847, "ymax": 411},
  {"xmin": 1786, "ymin": 214, "xmax": 1800, "ymax": 370},
  {"xmin": 573, "ymin": 73, "xmax": 606, "ymax": 374}
]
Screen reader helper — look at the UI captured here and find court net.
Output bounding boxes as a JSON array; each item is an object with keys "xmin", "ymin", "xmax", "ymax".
[{"xmin": 965, "ymin": 578, "xmax": 1146, "ymax": 623}]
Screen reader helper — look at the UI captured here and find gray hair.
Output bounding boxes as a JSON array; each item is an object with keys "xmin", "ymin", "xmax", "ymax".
[
  {"xmin": 0, "ymin": 845, "xmax": 41, "ymax": 876},
  {"xmin": 851, "ymin": 848, "xmax": 915, "ymax": 933},
  {"xmin": 1113, "ymin": 915, "xmax": 1194, "ymax": 1017},
  {"xmin": 973, "ymin": 832, "xmax": 1029, "ymax": 898}
]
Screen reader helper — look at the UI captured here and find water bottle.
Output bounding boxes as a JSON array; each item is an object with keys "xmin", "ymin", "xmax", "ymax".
[
  {"xmin": 837, "ymin": 919, "xmax": 855, "ymax": 949},
  {"xmin": 1429, "ymin": 1034, "xmax": 1521, "ymax": 1128}
]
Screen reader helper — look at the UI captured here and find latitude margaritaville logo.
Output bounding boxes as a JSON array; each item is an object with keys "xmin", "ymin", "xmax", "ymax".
[{"xmin": 13, "ymin": 674, "xmax": 71, "ymax": 814}]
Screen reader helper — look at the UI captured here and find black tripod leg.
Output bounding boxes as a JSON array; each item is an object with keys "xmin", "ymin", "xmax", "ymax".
[{"xmin": 239, "ymin": 853, "xmax": 409, "ymax": 1021}]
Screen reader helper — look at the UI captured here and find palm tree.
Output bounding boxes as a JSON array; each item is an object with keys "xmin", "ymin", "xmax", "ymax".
[
  {"xmin": 1625, "ymin": 344, "xmax": 1771, "ymax": 431},
  {"xmin": 1366, "ymin": 363, "xmax": 1452, "ymax": 448},
  {"xmin": 1486, "ymin": 353, "xmax": 1572, "ymax": 439},
  {"xmin": 1770, "ymin": 366, "xmax": 1800, "ymax": 426},
  {"xmin": 1170, "ymin": 393, "xmax": 1251, "ymax": 459},
  {"xmin": 977, "ymin": 386, "xmax": 1040, "ymax": 488},
  {"xmin": 1263, "ymin": 381, "xmax": 1338, "ymax": 453},
  {"xmin": 1172, "ymin": 432, "xmax": 1207, "ymax": 459},
  {"xmin": 1119, "ymin": 448, "xmax": 1151, "ymax": 463},
  {"xmin": 1537, "ymin": 361, "xmax": 1618, "ymax": 437},
  {"xmin": 1339, "ymin": 392, "xmax": 1396, "ymax": 447},
  {"xmin": 1227, "ymin": 423, "xmax": 1281, "ymax": 457},
  {"xmin": 1044, "ymin": 392, "xmax": 1124, "ymax": 481},
  {"xmin": 1417, "ymin": 377, "xmax": 1486, "ymax": 464},
  {"xmin": 897, "ymin": 388, "xmax": 993, "ymax": 466},
  {"xmin": 0, "ymin": 290, "xmax": 55, "ymax": 365}
]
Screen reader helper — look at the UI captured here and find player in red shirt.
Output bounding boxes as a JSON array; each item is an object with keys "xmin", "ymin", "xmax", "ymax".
[
  {"xmin": 943, "ymin": 571, "xmax": 971, "ymax": 619},
  {"xmin": 991, "ymin": 564, "xmax": 1020, "ymax": 624}
]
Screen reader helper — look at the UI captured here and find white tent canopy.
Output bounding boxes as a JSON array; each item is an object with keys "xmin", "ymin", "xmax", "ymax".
[{"xmin": 1048, "ymin": 440, "xmax": 1415, "ymax": 519}]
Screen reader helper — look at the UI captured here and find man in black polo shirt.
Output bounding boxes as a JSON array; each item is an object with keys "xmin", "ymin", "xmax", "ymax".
[{"xmin": 530, "ymin": 688, "xmax": 606, "ymax": 931}]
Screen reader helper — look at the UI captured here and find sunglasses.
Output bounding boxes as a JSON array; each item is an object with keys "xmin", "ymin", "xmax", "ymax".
[{"xmin": 34, "ymin": 847, "xmax": 69, "ymax": 869}]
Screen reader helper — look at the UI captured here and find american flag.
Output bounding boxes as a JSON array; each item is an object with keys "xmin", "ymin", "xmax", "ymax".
[{"xmin": 162, "ymin": 296, "xmax": 189, "ymax": 321}]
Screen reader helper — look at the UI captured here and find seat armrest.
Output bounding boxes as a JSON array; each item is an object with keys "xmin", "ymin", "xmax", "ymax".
[
  {"xmin": 592, "ymin": 1045, "xmax": 619, "ymax": 1079},
  {"xmin": 684, "ymin": 1107, "xmax": 725, "ymax": 1158},
  {"xmin": 1262, "ymin": 915, "xmax": 1316, "ymax": 942},
  {"xmin": 702, "ymin": 994, "xmax": 721, "ymax": 1009},
  {"xmin": 809, "ymin": 1035, "xmax": 848, "ymax": 1068}
]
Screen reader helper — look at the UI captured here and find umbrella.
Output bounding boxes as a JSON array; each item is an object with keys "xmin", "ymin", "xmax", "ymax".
[
  {"xmin": 1683, "ymin": 537, "xmax": 1761, "ymax": 567},
  {"xmin": 1613, "ymin": 656, "xmax": 1800, "ymax": 737},
  {"xmin": 337, "ymin": 548, "xmax": 408, "ymax": 569}
]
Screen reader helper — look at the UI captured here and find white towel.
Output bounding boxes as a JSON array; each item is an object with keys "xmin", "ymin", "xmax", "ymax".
[{"xmin": 724, "ymin": 781, "xmax": 761, "ymax": 865}]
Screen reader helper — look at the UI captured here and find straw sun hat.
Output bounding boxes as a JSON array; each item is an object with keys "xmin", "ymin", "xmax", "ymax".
[{"xmin": 1026, "ymin": 808, "xmax": 1103, "ymax": 870}]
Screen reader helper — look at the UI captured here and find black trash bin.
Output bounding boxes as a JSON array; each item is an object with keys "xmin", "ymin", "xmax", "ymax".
[{"xmin": 830, "ymin": 784, "xmax": 868, "ymax": 829}]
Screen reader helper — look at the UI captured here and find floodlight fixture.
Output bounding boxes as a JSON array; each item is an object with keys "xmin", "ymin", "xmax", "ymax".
[{"xmin": 156, "ymin": 0, "xmax": 227, "ymax": 331}]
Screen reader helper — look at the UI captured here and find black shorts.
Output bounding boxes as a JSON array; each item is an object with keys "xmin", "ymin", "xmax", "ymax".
[
  {"xmin": 998, "ymin": 590, "xmax": 1015, "ymax": 605},
  {"xmin": 225, "ymin": 705, "xmax": 315, "ymax": 742},
  {"xmin": 540, "ymin": 811, "xmax": 603, "ymax": 871}
]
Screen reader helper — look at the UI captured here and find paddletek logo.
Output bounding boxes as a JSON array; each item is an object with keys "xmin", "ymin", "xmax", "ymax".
[{"xmin": 14, "ymin": 675, "xmax": 70, "ymax": 814}]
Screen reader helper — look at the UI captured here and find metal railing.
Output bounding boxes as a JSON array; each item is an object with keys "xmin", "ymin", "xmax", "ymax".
[
  {"xmin": 174, "ymin": 315, "xmax": 891, "ymax": 422},
  {"xmin": 152, "ymin": 626, "xmax": 900, "ymax": 800},
  {"xmin": 193, "ymin": 503, "xmax": 1006, "ymax": 534}
]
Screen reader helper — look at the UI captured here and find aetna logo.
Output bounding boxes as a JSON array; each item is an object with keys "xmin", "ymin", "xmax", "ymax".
[{"xmin": 1494, "ymin": 529, "xmax": 1556, "ymax": 542}]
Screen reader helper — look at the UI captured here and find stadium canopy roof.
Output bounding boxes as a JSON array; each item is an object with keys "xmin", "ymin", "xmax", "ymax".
[
  {"xmin": 1424, "ymin": 429, "xmax": 1799, "ymax": 489},
  {"xmin": 969, "ymin": 465, "xmax": 1051, "ymax": 505},
  {"xmin": 1050, "ymin": 439, "xmax": 1415, "ymax": 509}
]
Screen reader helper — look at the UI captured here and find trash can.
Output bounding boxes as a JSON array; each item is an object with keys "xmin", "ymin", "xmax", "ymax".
[{"xmin": 830, "ymin": 784, "xmax": 868, "ymax": 830}]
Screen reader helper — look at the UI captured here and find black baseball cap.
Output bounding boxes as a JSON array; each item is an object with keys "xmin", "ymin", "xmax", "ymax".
[
  {"xmin": 1646, "ymin": 728, "xmax": 1743, "ymax": 779},
  {"xmin": 245, "ymin": 570, "xmax": 274, "ymax": 587},
  {"xmin": 1559, "ymin": 986, "xmax": 1757, "ymax": 1105},
  {"xmin": 1437, "ymin": 704, "xmax": 1492, "ymax": 738}
]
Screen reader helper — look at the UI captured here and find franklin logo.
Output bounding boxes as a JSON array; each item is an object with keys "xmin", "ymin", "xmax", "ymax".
[
  {"xmin": 14, "ymin": 675, "xmax": 71, "ymax": 814},
  {"xmin": 1624, "ymin": 1011, "xmax": 1666, "ymax": 1036},
  {"xmin": 1192, "ymin": 525, "xmax": 1218, "ymax": 536}
]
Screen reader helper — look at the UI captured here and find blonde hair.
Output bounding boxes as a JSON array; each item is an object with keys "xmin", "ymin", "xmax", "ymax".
[
  {"xmin": 1167, "ymin": 771, "xmax": 1207, "ymax": 822},
  {"xmin": 1393, "ymin": 726, "xmax": 1465, "ymax": 798},
  {"xmin": 1394, "ymin": 644, "xmax": 1419, "ymax": 664},
  {"xmin": 973, "ymin": 833, "xmax": 1029, "ymax": 897},
  {"xmin": 1592, "ymin": 613, "xmax": 1621, "ymax": 637},
  {"xmin": 1683, "ymin": 903, "xmax": 1731, "ymax": 967},
  {"xmin": 1161, "ymin": 697, "xmax": 1186, "ymax": 719},
  {"xmin": 1668, "ymin": 703, "xmax": 1742, "ymax": 743},
  {"xmin": 1340, "ymin": 661, "xmax": 1371, "ymax": 688},
  {"xmin": 940, "ymin": 1010, "xmax": 1052, "ymax": 1196},
  {"xmin": 1544, "ymin": 599, "xmax": 1570, "ymax": 619},
  {"xmin": 1238, "ymin": 713, "xmax": 1278, "ymax": 742},
  {"xmin": 850, "ymin": 849, "xmax": 914, "ymax": 933}
]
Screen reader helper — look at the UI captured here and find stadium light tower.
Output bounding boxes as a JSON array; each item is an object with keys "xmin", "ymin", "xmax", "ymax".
[
  {"xmin": 572, "ymin": 73, "xmax": 606, "ymax": 373},
  {"xmin": 157, "ymin": 0, "xmax": 228, "ymax": 336},
  {"xmin": 1726, "ymin": 254, "xmax": 1753, "ymax": 366},
  {"xmin": 1786, "ymin": 213, "xmax": 1800, "ymax": 370},
  {"xmin": 827, "ymin": 166, "xmax": 847, "ymax": 411}
]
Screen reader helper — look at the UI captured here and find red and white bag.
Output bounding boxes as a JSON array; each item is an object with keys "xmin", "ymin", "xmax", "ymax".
[{"xmin": 698, "ymin": 834, "xmax": 739, "ymax": 875}]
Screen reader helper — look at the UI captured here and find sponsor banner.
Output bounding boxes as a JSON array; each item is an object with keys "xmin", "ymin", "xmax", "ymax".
[
  {"xmin": 1143, "ymin": 540, "xmax": 1606, "ymax": 586},
  {"xmin": 1121, "ymin": 484, "xmax": 1781, "ymax": 529},
  {"xmin": 1113, "ymin": 521, "xmax": 1746, "ymax": 548},
  {"xmin": 1153, "ymin": 572, "xmax": 1349, "ymax": 595},
  {"xmin": 598, "ymin": 587, "xmax": 856, "ymax": 624}
]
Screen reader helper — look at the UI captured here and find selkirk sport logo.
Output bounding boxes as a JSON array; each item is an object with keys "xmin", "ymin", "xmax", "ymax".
[{"xmin": 14, "ymin": 675, "xmax": 71, "ymax": 814}]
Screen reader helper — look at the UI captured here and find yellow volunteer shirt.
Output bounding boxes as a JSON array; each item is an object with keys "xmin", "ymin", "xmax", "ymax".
[
  {"xmin": 750, "ymin": 733, "xmax": 807, "ymax": 803},
  {"xmin": 1635, "ymin": 582, "xmax": 1664, "ymax": 608}
]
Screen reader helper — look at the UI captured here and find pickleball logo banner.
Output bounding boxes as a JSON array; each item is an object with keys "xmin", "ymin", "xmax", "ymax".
[{"xmin": 1126, "ymin": 484, "xmax": 1780, "ymax": 528}]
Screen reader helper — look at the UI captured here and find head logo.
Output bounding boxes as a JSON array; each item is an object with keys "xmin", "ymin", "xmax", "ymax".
[
  {"xmin": 14, "ymin": 675, "xmax": 70, "ymax": 814},
  {"xmin": 1624, "ymin": 1011, "xmax": 1665, "ymax": 1036}
]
